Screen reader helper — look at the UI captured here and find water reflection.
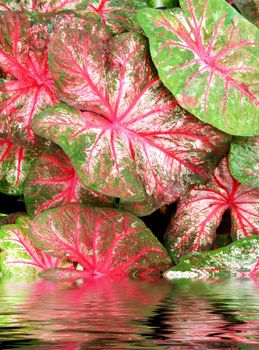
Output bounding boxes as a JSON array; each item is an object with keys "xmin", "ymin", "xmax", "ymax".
[
  {"xmin": 146, "ymin": 278, "xmax": 259, "ymax": 348},
  {"xmin": 0, "ymin": 278, "xmax": 259, "ymax": 349}
]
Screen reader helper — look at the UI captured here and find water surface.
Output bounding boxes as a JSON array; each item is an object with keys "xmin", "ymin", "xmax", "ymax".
[{"xmin": 0, "ymin": 277, "xmax": 259, "ymax": 349}]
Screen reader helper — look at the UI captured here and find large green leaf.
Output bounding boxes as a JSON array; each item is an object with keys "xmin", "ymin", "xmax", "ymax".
[
  {"xmin": 163, "ymin": 236, "xmax": 259, "ymax": 279},
  {"xmin": 137, "ymin": 0, "xmax": 259, "ymax": 136},
  {"xmin": 229, "ymin": 136, "xmax": 259, "ymax": 188}
]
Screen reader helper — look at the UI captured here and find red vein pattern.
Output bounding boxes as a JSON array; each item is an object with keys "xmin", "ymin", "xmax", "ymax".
[
  {"xmin": 24, "ymin": 149, "xmax": 115, "ymax": 217},
  {"xmin": 165, "ymin": 157, "xmax": 259, "ymax": 262},
  {"xmin": 137, "ymin": 0, "xmax": 259, "ymax": 135},
  {"xmin": 29, "ymin": 204, "xmax": 172, "ymax": 279},
  {"xmin": 0, "ymin": 137, "xmax": 38, "ymax": 195},
  {"xmin": 0, "ymin": 0, "xmax": 149, "ymax": 34},
  {"xmin": 32, "ymin": 31, "xmax": 230, "ymax": 205},
  {"xmin": 0, "ymin": 216, "xmax": 70, "ymax": 276},
  {"xmin": 0, "ymin": 12, "xmax": 59, "ymax": 148},
  {"xmin": 86, "ymin": 0, "xmax": 149, "ymax": 33}
]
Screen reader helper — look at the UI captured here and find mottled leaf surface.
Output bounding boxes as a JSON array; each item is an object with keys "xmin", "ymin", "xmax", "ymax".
[
  {"xmin": 0, "ymin": 216, "xmax": 65, "ymax": 276},
  {"xmin": 137, "ymin": 0, "xmax": 259, "ymax": 136},
  {"xmin": 0, "ymin": 0, "xmax": 149, "ymax": 34},
  {"xmin": 0, "ymin": 138, "xmax": 38, "ymax": 195},
  {"xmin": 165, "ymin": 157, "xmax": 259, "ymax": 262},
  {"xmin": 33, "ymin": 31, "xmax": 230, "ymax": 203},
  {"xmin": 0, "ymin": 12, "xmax": 60, "ymax": 148},
  {"xmin": 229, "ymin": 136, "xmax": 259, "ymax": 188},
  {"xmin": 164, "ymin": 236, "xmax": 259, "ymax": 279},
  {"xmin": 29, "ymin": 204, "xmax": 172, "ymax": 279},
  {"xmin": 24, "ymin": 149, "xmax": 115, "ymax": 217},
  {"xmin": 0, "ymin": 0, "xmax": 90, "ymax": 12},
  {"xmin": 86, "ymin": 0, "xmax": 149, "ymax": 34}
]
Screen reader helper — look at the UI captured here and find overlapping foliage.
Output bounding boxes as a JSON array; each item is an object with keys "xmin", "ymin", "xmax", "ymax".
[{"xmin": 0, "ymin": 0, "xmax": 258, "ymax": 281}]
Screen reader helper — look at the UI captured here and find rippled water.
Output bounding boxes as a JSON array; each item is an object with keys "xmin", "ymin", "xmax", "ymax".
[{"xmin": 0, "ymin": 277, "xmax": 259, "ymax": 349}]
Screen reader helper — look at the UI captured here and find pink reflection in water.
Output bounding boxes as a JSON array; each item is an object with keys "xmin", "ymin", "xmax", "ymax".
[{"xmin": 7, "ymin": 277, "xmax": 169, "ymax": 344}]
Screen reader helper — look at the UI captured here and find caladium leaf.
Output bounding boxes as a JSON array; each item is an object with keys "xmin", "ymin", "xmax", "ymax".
[
  {"xmin": 29, "ymin": 204, "xmax": 172, "ymax": 279},
  {"xmin": 229, "ymin": 136, "xmax": 259, "ymax": 188},
  {"xmin": 0, "ymin": 12, "xmax": 60, "ymax": 148},
  {"xmin": 33, "ymin": 31, "xmax": 230, "ymax": 203},
  {"xmin": 137, "ymin": 1, "xmax": 259, "ymax": 136},
  {"xmin": 165, "ymin": 157, "xmax": 259, "ymax": 262},
  {"xmin": 0, "ymin": 215, "xmax": 69, "ymax": 276},
  {"xmin": 163, "ymin": 236, "xmax": 259, "ymax": 279},
  {"xmin": 24, "ymin": 149, "xmax": 115, "ymax": 217},
  {"xmin": 0, "ymin": 0, "xmax": 91, "ymax": 12},
  {"xmin": 0, "ymin": 138, "xmax": 39, "ymax": 195}
]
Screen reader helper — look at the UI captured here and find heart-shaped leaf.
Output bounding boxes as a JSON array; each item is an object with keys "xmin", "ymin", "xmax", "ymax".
[
  {"xmin": 229, "ymin": 136, "xmax": 259, "ymax": 188},
  {"xmin": 24, "ymin": 149, "xmax": 115, "ymax": 217},
  {"xmin": 165, "ymin": 157, "xmax": 259, "ymax": 262},
  {"xmin": 32, "ymin": 31, "xmax": 230, "ymax": 203},
  {"xmin": 0, "ymin": 215, "xmax": 69, "ymax": 276},
  {"xmin": 0, "ymin": 12, "xmax": 60, "ymax": 148},
  {"xmin": 0, "ymin": 138, "xmax": 39, "ymax": 195},
  {"xmin": 163, "ymin": 236, "xmax": 259, "ymax": 279},
  {"xmin": 137, "ymin": 0, "xmax": 259, "ymax": 136},
  {"xmin": 29, "ymin": 204, "xmax": 172, "ymax": 279}
]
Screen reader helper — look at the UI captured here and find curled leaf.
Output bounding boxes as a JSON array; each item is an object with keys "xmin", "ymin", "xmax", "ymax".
[
  {"xmin": 137, "ymin": 0, "xmax": 259, "ymax": 136},
  {"xmin": 164, "ymin": 236, "xmax": 259, "ymax": 279},
  {"xmin": 165, "ymin": 157, "xmax": 259, "ymax": 262},
  {"xmin": 29, "ymin": 204, "xmax": 172, "ymax": 279}
]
